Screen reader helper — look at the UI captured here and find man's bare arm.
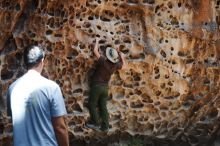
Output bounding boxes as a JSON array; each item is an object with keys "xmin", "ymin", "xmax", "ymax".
[
  {"xmin": 93, "ymin": 39, "xmax": 100, "ymax": 59},
  {"xmin": 52, "ymin": 116, "xmax": 69, "ymax": 146},
  {"xmin": 119, "ymin": 52, "xmax": 127, "ymax": 70}
]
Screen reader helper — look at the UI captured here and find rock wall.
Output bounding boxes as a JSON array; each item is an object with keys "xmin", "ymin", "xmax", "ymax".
[{"xmin": 0, "ymin": 0, "xmax": 219, "ymax": 145}]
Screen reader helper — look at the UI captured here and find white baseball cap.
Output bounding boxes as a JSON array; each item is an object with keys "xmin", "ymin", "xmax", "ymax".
[{"xmin": 106, "ymin": 47, "xmax": 119, "ymax": 63}]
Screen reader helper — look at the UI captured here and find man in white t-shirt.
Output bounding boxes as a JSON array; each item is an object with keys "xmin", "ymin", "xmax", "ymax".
[{"xmin": 7, "ymin": 45, "xmax": 69, "ymax": 146}]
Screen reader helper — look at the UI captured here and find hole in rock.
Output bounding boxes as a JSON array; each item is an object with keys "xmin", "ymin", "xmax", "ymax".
[
  {"xmin": 155, "ymin": 74, "xmax": 160, "ymax": 79},
  {"xmin": 130, "ymin": 101, "xmax": 144, "ymax": 108},
  {"xmin": 133, "ymin": 74, "xmax": 141, "ymax": 81},
  {"xmin": 54, "ymin": 34, "xmax": 62, "ymax": 37},
  {"xmin": 155, "ymin": 5, "xmax": 160, "ymax": 13},
  {"xmin": 98, "ymin": 39, "xmax": 106, "ymax": 44},
  {"xmin": 155, "ymin": 90, "xmax": 161, "ymax": 96},
  {"xmin": 208, "ymin": 108, "xmax": 218, "ymax": 119},
  {"xmin": 186, "ymin": 58, "xmax": 194, "ymax": 64},
  {"xmin": 71, "ymin": 103, "xmax": 81, "ymax": 112},
  {"xmin": 96, "ymin": 25, "xmax": 102, "ymax": 30},
  {"xmin": 160, "ymin": 50, "xmax": 166, "ymax": 58},
  {"xmin": 46, "ymin": 30, "xmax": 53, "ymax": 35},
  {"xmin": 83, "ymin": 22, "xmax": 91, "ymax": 28},
  {"xmin": 73, "ymin": 60, "xmax": 80, "ymax": 68},
  {"xmin": 160, "ymin": 83, "xmax": 166, "ymax": 89},
  {"xmin": 74, "ymin": 126, "xmax": 84, "ymax": 132},
  {"xmin": 113, "ymin": 3, "xmax": 118, "ymax": 7},
  {"xmin": 159, "ymin": 105, "xmax": 168, "ymax": 110},
  {"xmin": 154, "ymin": 101, "xmax": 160, "ymax": 106},
  {"xmin": 154, "ymin": 67, "xmax": 159, "ymax": 74},
  {"xmin": 121, "ymin": 100, "xmax": 127, "ymax": 106},
  {"xmin": 88, "ymin": 16, "xmax": 94, "ymax": 20},
  {"xmin": 142, "ymin": 93, "xmax": 153, "ymax": 103},
  {"xmin": 172, "ymin": 60, "xmax": 176, "ymax": 65},
  {"xmin": 178, "ymin": 51, "xmax": 185, "ymax": 57},
  {"xmin": 100, "ymin": 16, "xmax": 110, "ymax": 22},
  {"xmin": 73, "ymin": 88, "xmax": 83, "ymax": 93},
  {"xmin": 167, "ymin": 2, "xmax": 173, "ymax": 9},
  {"xmin": 1, "ymin": 67, "xmax": 14, "ymax": 80},
  {"xmin": 128, "ymin": 0, "xmax": 139, "ymax": 4},
  {"xmin": 134, "ymin": 89, "xmax": 142, "ymax": 95}
]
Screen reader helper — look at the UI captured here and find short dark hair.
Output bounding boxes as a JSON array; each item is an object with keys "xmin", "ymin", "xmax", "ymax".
[{"xmin": 24, "ymin": 45, "xmax": 45, "ymax": 69}]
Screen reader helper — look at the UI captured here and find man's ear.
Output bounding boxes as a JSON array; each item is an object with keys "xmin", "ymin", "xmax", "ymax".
[{"xmin": 39, "ymin": 58, "xmax": 44, "ymax": 67}]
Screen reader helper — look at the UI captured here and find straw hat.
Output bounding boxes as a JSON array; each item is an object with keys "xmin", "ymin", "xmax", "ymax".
[{"xmin": 106, "ymin": 47, "xmax": 119, "ymax": 63}]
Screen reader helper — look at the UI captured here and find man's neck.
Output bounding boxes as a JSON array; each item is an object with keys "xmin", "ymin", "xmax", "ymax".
[
  {"xmin": 29, "ymin": 65, "xmax": 43, "ymax": 74},
  {"xmin": 28, "ymin": 69, "xmax": 41, "ymax": 74}
]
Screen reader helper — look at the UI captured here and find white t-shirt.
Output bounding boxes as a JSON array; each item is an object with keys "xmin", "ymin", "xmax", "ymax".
[{"xmin": 7, "ymin": 70, "xmax": 67, "ymax": 146}]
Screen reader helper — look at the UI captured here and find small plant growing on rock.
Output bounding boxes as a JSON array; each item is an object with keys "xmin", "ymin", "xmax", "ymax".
[{"xmin": 128, "ymin": 137, "xmax": 144, "ymax": 146}]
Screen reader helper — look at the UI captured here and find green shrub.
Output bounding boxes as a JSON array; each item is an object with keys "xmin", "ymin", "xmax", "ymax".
[{"xmin": 128, "ymin": 137, "xmax": 144, "ymax": 146}]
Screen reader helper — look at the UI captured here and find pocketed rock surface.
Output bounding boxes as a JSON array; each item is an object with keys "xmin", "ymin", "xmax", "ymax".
[{"xmin": 0, "ymin": 0, "xmax": 220, "ymax": 146}]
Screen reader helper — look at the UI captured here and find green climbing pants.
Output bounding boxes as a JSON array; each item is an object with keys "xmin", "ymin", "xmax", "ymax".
[{"xmin": 88, "ymin": 83, "xmax": 109, "ymax": 129}]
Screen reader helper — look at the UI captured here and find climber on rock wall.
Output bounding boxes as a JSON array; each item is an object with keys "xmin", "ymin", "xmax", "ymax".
[{"xmin": 86, "ymin": 39, "xmax": 126, "ymax": 132}]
